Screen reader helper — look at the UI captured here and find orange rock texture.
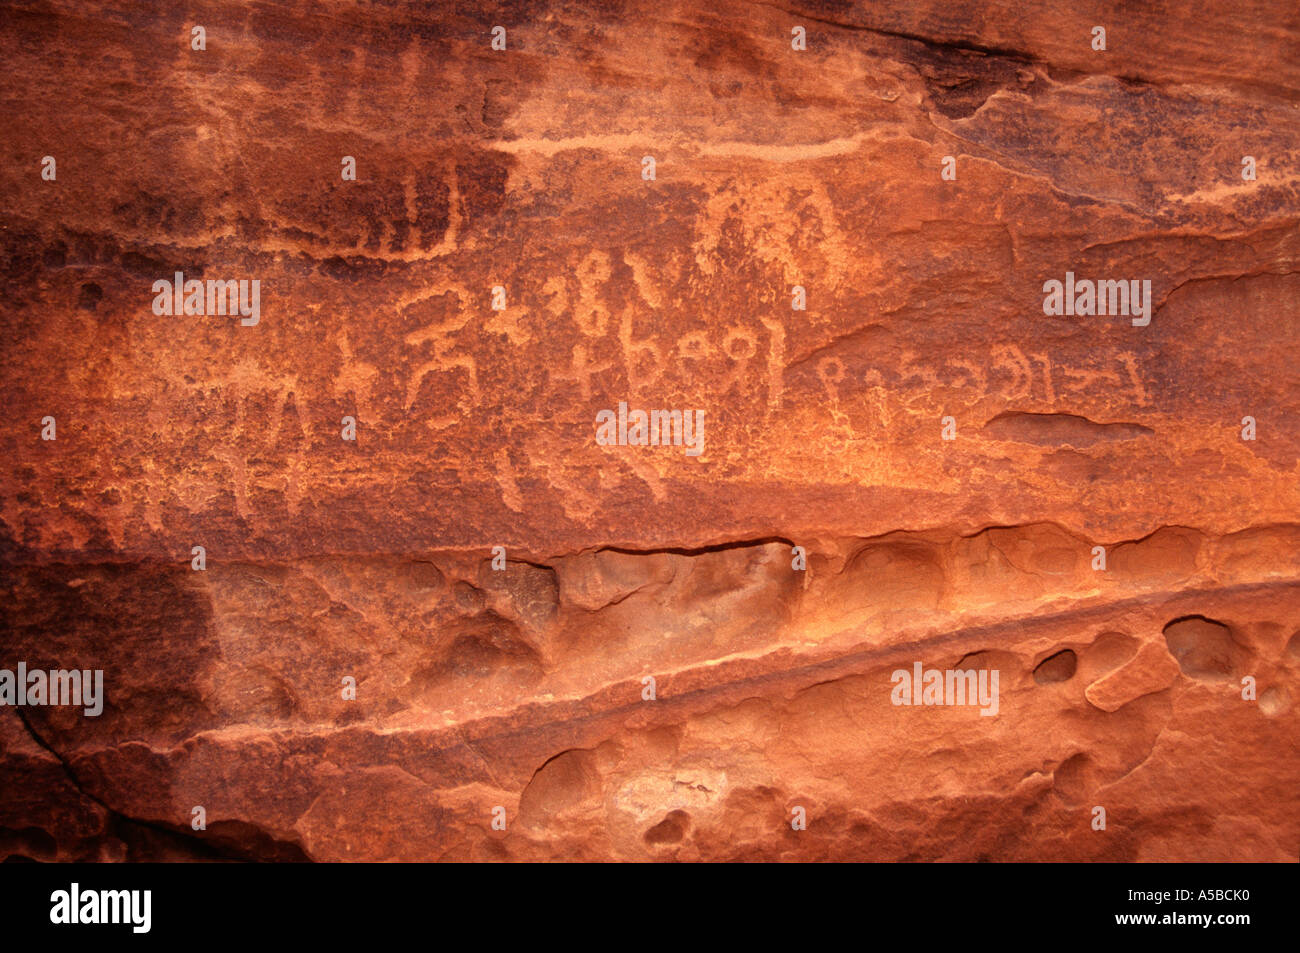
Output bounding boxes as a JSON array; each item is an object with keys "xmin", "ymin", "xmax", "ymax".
[{"xmin": 1, "ymin": 0, "xmax": 1298, "ymax": 861}]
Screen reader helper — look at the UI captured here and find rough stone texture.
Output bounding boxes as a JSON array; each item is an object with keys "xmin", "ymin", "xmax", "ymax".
[{"xmin": 1, "ymin": 0, "xmax": 1298, "ymax": 861}]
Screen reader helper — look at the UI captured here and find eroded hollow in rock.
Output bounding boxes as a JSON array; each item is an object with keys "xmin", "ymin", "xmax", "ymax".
[
  {"xmin": 644, "ymin": 810, "xmax": 691, "ymax": 846},
  {"xmin": 1033, "ymin": 649, "xmax": 1078, "ymax": 684},
  {"xmin": 1163, "ymin": 616, "xmax": 1236, "ymax": 679},
  {"xmin": 1052, "ymin": 752, "xmax": 1095, "ymax": 806}
]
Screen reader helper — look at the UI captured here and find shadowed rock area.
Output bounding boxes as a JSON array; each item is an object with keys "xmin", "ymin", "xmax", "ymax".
[{"xmin": 0, "ymin": 0, "xmax": 1297, "ymax": 861}]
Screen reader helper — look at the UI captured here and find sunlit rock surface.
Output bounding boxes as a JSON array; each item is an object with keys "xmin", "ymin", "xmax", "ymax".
[{"xmin": 1, "ymin": 0, "xmax": 1297, "ymax": 861}]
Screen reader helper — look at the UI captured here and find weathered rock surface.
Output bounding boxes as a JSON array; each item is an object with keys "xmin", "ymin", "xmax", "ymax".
[{"xmin": 1, "ymin": 0, "xmax": 1297, "ymax": 861}]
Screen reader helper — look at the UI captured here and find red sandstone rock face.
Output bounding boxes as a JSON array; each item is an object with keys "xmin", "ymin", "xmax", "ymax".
[{"xmin": 1, "ymin": 0, "xmax": 1297, "ymax": 861}]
